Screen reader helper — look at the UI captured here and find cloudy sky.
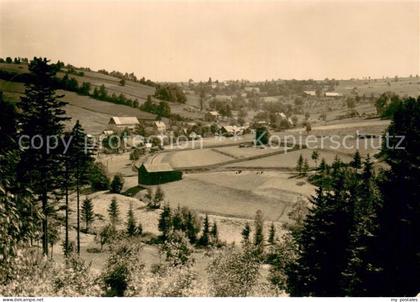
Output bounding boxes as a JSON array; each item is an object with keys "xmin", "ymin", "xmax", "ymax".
[{"xmin": 0, "ymin": 0, "xmax": 419, "ymax": 81}]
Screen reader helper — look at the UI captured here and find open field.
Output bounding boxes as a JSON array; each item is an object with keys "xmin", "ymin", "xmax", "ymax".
[
  {"xmin": 0, "ymin": 79, "xmax": 157, "ymax": 134},
  {"xmin": 97, "ymin": 153, "xmax": 137, "ymax": 177},
  {"xmin": 287, "ymin": 118, "xmax": 390, "ymax": 135},
  {"xmin": 213, "ymin": 145, "xmax": 286, "ymax": 159},
  {"xmin": 169, "ymin": 149, "xmax": 233, "ymax": 168},
  {"xmin": 64, "ymin": 104, "xmax": 112, "ymax": 134},
  {"xmin": 137, "ymin": 171, "xmax": 314, "ymax": 223},
  {"xmin": 226, "ymin": 148, "xmax": 352, "ymax": 169},
  {"xmin": 336, "ymin": 77, "xmax": 420, "ymax": 98}
]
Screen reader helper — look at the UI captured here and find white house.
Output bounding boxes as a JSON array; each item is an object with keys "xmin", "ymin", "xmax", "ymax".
[
  {"xmin": 154, "ymin": 121, "xmax": 167, "ymax": 133},
  {"xmin": 304, "ymin": 90, "xmax": 316, "ymax": 96},
  {"xmin": 325, "ymin": 92, "xmax": 343, "ymax": 97},
  {"xmin": 244, "ymin": 87, "xmax": 260, "ymax": 93},
  {"xmin": 221, "ymin": 125, "xmax": 243, "ymax": 136},
  {"xmin": 108, "ymin": 117, "xmax": 139, "ymax": 130}
]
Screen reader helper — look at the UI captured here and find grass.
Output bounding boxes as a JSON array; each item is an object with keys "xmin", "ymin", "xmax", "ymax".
[
  {"xmin": 168, "ymin": 149, "xmax": 233, "ymax": 168},
  {"xmin": 148, "ymin": 170, "xmax": 313, "ymax": 222},
  {"xmin": 336, "ymin": 77, "xmax": 420, "ymax": 98},
  {"xmin": 0, "ymin": 63, "xmax": 203, "ymax": 120}
]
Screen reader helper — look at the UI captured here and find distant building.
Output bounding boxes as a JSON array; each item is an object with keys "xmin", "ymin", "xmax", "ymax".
[
  {"xmin": 244, "ymin": 87, "xmax": 260, "ymax": 93},
  {"xmin": 277, "ymin": 112, "xmax": 287, "ymax": 119},
  {"xmin": 220, "ymin": 125, "xmax": 243, "ymax": 136},
  {"xmin": 325, "ymin": 92, "xmax": 343, "ymax": 97},
  {"xmin": 154, "ymin": 121, "xmax": 167, "ymax": 133},
  {"xmin": 189, "ymin": 131, "xmax": 202, "ymax": 140},
  {"xmin": 205, "ymin": 111, "xmax": 220, "ymax": 121},
  {"xmin": 304, "ymin": 90, "xmax": 316, "ymax": 96},
  {"xmin": 103, "ymin": 130, "xmax": 114, "ymax": 135},
  {"xmin": 138, "ymin": 163, "xmax": 182, "ymax": 185},
  {"xmin": 108, "ymin": 117, "xmax": 139, "ymax": 130}
]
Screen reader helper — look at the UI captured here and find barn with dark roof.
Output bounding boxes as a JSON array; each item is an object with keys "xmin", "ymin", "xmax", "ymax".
[{"xmin": 138, "ymin": 163, "xmax": 182, "ymax": 185}]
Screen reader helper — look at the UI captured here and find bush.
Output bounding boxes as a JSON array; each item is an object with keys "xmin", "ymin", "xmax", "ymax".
[
  {"xmin": 96, "ymin": 224, "xmax": 117, "ymax": 251},
  {"xmin": 138, "ymin": 264, "xmax": 203, "ymax": 297},
  {"xmin": 0, "ymin": 249, "xmax": 102, "ymax": 296},
  {"xmin": 207, "ymin": 246, "xmax": 260, "ymax": 296},
  {"xmin": 161, "ymin": 231, "xmax": 193, "ymax": 267},
  {"xmin": 110, "ymin": 174, "xmax": 124, "ymax": 193},
  {"xmin": 101, "ymin": 241, "xmax": 145, "ymax": 296},
  {"xmin": 89, "ymin": 162, "xmax": 110, "ymax": 191}
]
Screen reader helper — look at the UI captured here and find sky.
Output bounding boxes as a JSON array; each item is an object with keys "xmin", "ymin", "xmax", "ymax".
[{"xmin": 0, "ymin": 0, "xmax": 419, "ymax": 82}]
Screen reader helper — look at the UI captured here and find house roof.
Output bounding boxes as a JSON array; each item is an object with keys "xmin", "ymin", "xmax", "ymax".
[
  {"xmin": 154, "ymin": 121, "xmax": 166, "ymax": 128},
  {"xmin": 209, "ymin": 111, "xmax": 220, "ymax": 116},
  {"xmin": 142, "ymin": 163, "xmax": 174, "ymax": 172},
  {"xmin": 109, "ymin": 117, "xmax": 139, "ymax": 125},
  {"xmin": 222, "ymin": 125, "xmax": 241, "ymax": 133},
  {"xmin": 325, "ymin": 92, "xmax": 342, "ymax": 97}
]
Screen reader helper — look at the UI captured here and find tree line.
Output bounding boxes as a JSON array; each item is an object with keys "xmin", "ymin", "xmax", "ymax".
[
  {"xmin": 0, "ymin": 58, "xmax": 111, "ymax": 260},
  {"xmin": 270, "ymin": 100, "xmax": 420, "ymax": 296}
]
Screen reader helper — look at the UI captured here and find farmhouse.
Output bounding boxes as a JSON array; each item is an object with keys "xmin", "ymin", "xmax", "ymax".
[
  {"xmin": 108, "ymin": 116, "xmax": 139, "ymax": 130},
  {"xmin": 325, "ymin": 92, "xmax": 343, "ymax": 97},
  {"xmin": 220, "ymin": 125, "xmax": 243, "ymax": 136},
  {"xmin": 244, "ymin": 87, "xmax": 260, "ymax": 93},
  {"xmin": 154, "ymin": 121, "xmax": 167, "ymax": 133},
  {"xmin": 138, "ymin": 163, "xmax": 182, "ymax": 185},
  {"xmin": 205, "ymin": 111, "xmax": 220, "ymax": 121},
  {"xmin": 304, "ymin": 90, "xmax": 316, "ymax": 96}
]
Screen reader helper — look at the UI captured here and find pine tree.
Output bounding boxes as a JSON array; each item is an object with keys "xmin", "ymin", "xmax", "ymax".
[
  {"xmin": 110, "ymin": 174, "xmax": 124, "ymax": 193},
  {"xmin": 287, "ymin": 169, "xmax": 355, "ymax": 296},
  {"xmin": 67, "ymin": 120, "xmax": 94, "ymax": 253},
  {"xmin": 199, "ymin": 214, "xmax": 210, "ymax": 246},
  {"xmin": 126, "ymin": 202, "xmax": 141, "ymax": 237},
  {"xmin": 318, "ymin": 158, "xmax": 327, "ymax": 174},
  {"xmin": 81, "ymin": 197, "xmax": 94, "ymax": 232},
  {"xmin": 365, "ymin": 97, "xmax": 420, "ymax": 296},
  {"xmin": 17, "ymin": 57, "xmax": 69, "ymax": 255},
  {"xmin": 172, "ymin": 205, "xmax": 184, "ymax": 231},
  {"xmin": 350, "ymin": 150, "xmax": 362, "ymax": 170},
  {"xmin": 296, "ymin": 154, "xmax": 304, "ymax": 175},
  {"xmin": 211, "ymin": 221, "xmax": 219, "ymax": 245},
  {"xmin": 311, "ymin": 150, "xmax": 319, "ymax": 167},
  {"xmin": 241, "ymin": 222, "xmax": 251, "ymax": 244},
  {"xmin": 268, "ymin": 223, "xmax": 276, "ymax": 245},
  {"xmin": 302, "ymin": 159, "xmax": 310, "ymax": 176},
  {"xmin": 158, "ymin": 203, "xmax": 172, "ymax": 241},
  {"xmin": 88, "ymin": 162, "xmax": 110, "ymax": 191},
  {"xmin": 0, "ymin": 93, "xmax": 18, "ymax": 153},
  {"xmin": 253, "ymin": 210, "xmax": 264, "ymax": 255},
  {"xmin": 61, "ymin": 131, "xmax": 73, "ymax": 257},
  {"xmin": 108, "ymin": 197, "xmax": 120, "ymax": 228},
  {"xmin": 185, "ymin": 210, "xmax": 200, "ymax": 244},
  {"xmin": 341, "ymin": 155, "xmax": 381, "ymax": 296}
]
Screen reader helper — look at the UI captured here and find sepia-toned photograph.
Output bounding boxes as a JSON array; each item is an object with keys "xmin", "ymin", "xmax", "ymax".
[{"xmin": 0, "ymin": 0, "xmax": 419, "ymax": 299}]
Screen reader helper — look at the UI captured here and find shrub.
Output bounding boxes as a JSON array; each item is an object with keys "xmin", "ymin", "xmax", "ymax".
[
  {"xmin": 110, "ymin": 174, "xmax": 124, "ymax": 193},
  {"xmin": 96, "ymin": 224, "xmax": 117, "ymax": 251},
  {"xmin": 161, "ymin": 231, "xmax": 193, "ymax": 267},
  {"xmin": 89, "ymin": 162, "xmax": 110, "ymax": 191},
  {"xmin": 0, "ymin": 249, "xmax": 102, "ymax": 296},
  {"xmin": 101, "ymin": 241, "xmax": 145, "ymax": 296},
  {"xmin": 207, "ymin": 246, "xmax": 260, "ymax": 296}
]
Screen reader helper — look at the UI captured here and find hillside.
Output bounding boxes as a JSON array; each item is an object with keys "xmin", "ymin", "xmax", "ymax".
[
  {"xmin": 0, "ymin": 78, "xmax": 156, "ymax": 134},
  {"xmin": 0, "ymin": 62, "xmax": 205, "ymax": 124},
  {"xmin": 336, "ymin": 76, "xmax": 420, "ymax": 98}
]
